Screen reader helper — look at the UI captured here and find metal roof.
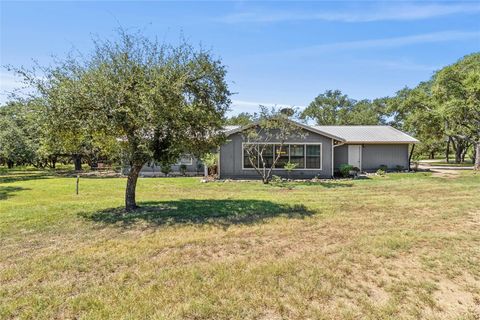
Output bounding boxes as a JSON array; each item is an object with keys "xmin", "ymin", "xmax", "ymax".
[
  {"xmin": 313, "ymin": 125, "xmax": 419, "ymax": 143},
  {"xmin": 223, "ymin": 124, "xmax": 418, "ymax": 143}
]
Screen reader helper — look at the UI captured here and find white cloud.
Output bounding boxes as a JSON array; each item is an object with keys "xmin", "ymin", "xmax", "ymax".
[
  {"xmin": 281, "ymin": 30, "xmax": 479, "ymax": 56},
  {"xmin": 220, "ymin": 3, "xmax": 480, "ymax": 23}
]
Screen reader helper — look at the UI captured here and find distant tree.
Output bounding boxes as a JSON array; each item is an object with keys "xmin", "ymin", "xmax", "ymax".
[
  {"xmin": 387, "ymin": 83, "xmax": 446, "ymax": 161},
  {"xmin": 225, "ymin": 112, "xmax": 254, "ymax": 126},
  {"xmin": 0, "ymin": 117, "xmax": 34, "ymax": 168},
  {"xmin": 301, "ymin": 90, "xmax": 385, "ymax": 125},
  {"xmin": 14, "ymin": 30, "xmax": 231, "ymax": 210},
  {"xmin": 432, "ymin": 53, "xmax": 480, "ymax": 169},
  {"xmin": 242, "ymin": 106, "xmax": 305, "ymax": 184},
  {"xmin": 387, "ymin": 53, "xmax": 480, "ymax": 167},
  {"xmin": 301, "ymin": 90, "xmax": 353, "ymax": 125}
]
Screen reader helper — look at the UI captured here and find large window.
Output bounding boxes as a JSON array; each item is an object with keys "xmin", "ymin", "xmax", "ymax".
[
  {"xmin": 274, "ymin": 145, "xmax": 289, "ymax": 168},
  {"xmin": 242, "ymin": 143, "xmax": 321, "ymax": 170},
  {"xmin": 259, "ymin": 144, "xmax": 274, "ymax": 167},
  {"xmin": 290, "ymin": 145, "xmax": 305, "ymax": 169},
  {"xmin": 306, "ymin": 145, "xmax": 321, "ymax": 169},
  {"xmin": 243, "ymin": 145, "xmax": 258, "ymax": 168}
]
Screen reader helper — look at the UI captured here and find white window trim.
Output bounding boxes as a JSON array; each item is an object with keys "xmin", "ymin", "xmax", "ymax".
[
  {"xmin": 175, "ymin": 155, "xmax": 193, "ymax": 166},
  {"xmin": 241, "ymin": 142, "xmax": 323, "ymax": 171}
]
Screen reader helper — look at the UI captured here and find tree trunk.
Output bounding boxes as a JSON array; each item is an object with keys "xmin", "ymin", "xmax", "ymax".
[
  {"xmin": 429, "ymin": 151, "xmax": 435, "ymax": 159},
  {"xmin": 73, "ymin": 154, "xmax": 82, "ymax": 171},
  {"xmin": 461, "ymin": 147, "xmax": 468, "ymax": 163},
  {"xmin": 475, "ymin": 142, "xmax": 480, "ymax": 171},
  {"xmin": 446, "ymin": 137, "xmax": 451, "ymax": 163},
  {"xmin": 125, "ymin": 164, "xmax": 143, "ymax": 211},
  {"xmin": 408, "ymin": 144, "xmax": 415, "ymax": 171},
  {"xmin": 7, "ymin": 160, "xmax": 14, "ymax": 169},
  {"xmin": 455, "ymin": 147, "xmax": 462, "ymax": 164}
]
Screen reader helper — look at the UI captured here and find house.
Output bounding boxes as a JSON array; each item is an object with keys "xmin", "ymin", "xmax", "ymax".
[
  {"xmin": 219, "ymin": 123, "xmax": 419, "ymax": 179},
  {"xmin": 137, "ymin": 154, "xmax": 205, "ymax": 176}
]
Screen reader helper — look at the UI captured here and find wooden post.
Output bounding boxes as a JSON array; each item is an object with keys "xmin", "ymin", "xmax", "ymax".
[{"xmin": 76, "ymin": 175, "xmax": 79, "ymax": 195}]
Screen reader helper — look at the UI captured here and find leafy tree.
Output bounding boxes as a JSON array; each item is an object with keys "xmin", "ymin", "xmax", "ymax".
[
  {"xmin": 387, "ymin": 83, "xmax": 446, "ymax": 161},
  {"xmin": 301, "ymin": 90, "xmax": 385, "ymax": 125},
  {"xmin": 0, "ymin": 117, "xmax": 34, "ymax": 168},
  {"xmin": 432, "ymin": 53, "xmax": 480, "ymax": 169},
  {"xmin": 200, "ymin": 152, "xmax": 218, "ymax": 176},
  {"xmin": 301, "ymin": 90, "xmax": 354, "ymax": 125},
  {"xmin": 387, "ymin": 53, "xmax": 480, "ymax": 167},
  {"xmin": 242, "ymin": 106, "xmax": 304, "ymax": 184},
  {"xmin": 15, "ymin": 30, "xmax": 231, "ymax": 210},
  {"xmin": 225, "ymin": 112, "xmax": 254, "ymax": 126}
]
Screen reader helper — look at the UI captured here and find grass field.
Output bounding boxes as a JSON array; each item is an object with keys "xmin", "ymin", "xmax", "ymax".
[
  {"xmin": 427, "ymin": 162, "xmax": 474, "ymax": 167},
  {"xmin": 1, "ymin": 169, "xmax": 479, "ymax": 319}
]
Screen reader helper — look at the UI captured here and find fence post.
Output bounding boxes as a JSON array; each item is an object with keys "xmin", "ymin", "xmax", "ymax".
[{"xmin": 76, "ymin": 175, "xmax": 79, "ymax": 195}]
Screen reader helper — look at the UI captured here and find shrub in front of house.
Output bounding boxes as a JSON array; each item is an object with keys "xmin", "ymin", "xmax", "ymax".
[
  {"xmin": 339, "ymin": 164, "xmax": 354, "ymax": 178},
  {"xmin": 395, "ymin": 165, "xmax": 405, "ymax": 172},
  {"xmin": 179, "ymin": 164, "xmax": 187, "ymax": 176},
  {"xmin": 376, "ymin": 168, "xmax": 386, "ymax": 176},
  {"xmin": 160, "ymin": 163, "xmax": 172, "ymax": 176},
  {"xmin": 378, "ymin": 164, "xmax": 388, "ymax": 171}
]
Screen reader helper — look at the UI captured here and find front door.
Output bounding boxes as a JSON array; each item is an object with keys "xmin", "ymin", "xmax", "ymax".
[{"xmin": 348, "ymin": 145, "xmax": 362, "ymax": 170}]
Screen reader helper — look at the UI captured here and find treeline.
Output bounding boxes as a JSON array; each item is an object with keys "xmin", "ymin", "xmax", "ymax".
[
  {"xmin": 1, "ymin": 53, "xmax": 479, "ymax": 170},
  {"xmin": 226, "ymin": 53, "xmax": 480, "ymax": 166},
  {"xmin": 0, "ymin": 98, "xmax": 119, "ymax": 170}
]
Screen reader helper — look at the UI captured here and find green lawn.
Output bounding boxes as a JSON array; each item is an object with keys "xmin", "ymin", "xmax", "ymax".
[{"xmin": 1, "ymin": 169, "xmax": 479, "ymax": 319}]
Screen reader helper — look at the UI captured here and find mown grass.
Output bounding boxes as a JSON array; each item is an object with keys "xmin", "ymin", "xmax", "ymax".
[{"xmin": 0, "ymin": 169, "xmax": 479, "ymax": 319}]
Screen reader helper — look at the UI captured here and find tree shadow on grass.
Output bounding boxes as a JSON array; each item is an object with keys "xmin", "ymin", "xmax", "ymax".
[
  {"xmin": 79, "ymin": 199, "xmax": 315, "ymax": 229},
  {"xmin": 0, "ymin": 186, "xmax": 30, "ymax": 200},
  {"xmin": 0, "ymin": 172, "xmax": 52, "ymax": 184}
]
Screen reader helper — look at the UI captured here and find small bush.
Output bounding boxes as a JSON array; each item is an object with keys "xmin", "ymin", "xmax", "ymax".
[
  {"xmin": 271, "ymin": 175, "xmax": 283, "ymax": 184},
  {"xmin": 378, "ymin": 164, "xmax": 388, "ymax": 171},
  {"xmin": 270, "ymin": 175, "xmax": 294, "ymax": 189},
  {"xmin": 179, "ymin": 164, "xmax": 187, "ymax": 176},
  {"xmin": 160, "ymin": 163, "xmax": 172, "ymax": 176},
  {"xmin": 395, "ymin": 165, "xmax": 404, "ymax": 172},
  {"xmin": 376, "ymin": 168, "xmax": 386, "ymax": 176},
  {"xmin": 284, "ymin": 161, "xmax": 298, "ymax": 179},
  {"xmin": 201, "ymin": 153, "xmax": 217, "ymax": 176},
  {"xmin": 339, "ymin": 164, "xmax": 354, "ymax": 178}
]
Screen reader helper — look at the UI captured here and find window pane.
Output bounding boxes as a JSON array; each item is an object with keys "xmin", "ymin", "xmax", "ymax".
[
  {"xmin": 290, "ymin": 144, "xmax": 304, "ymax": 169},
  {"xmin": 258, "ymin": 144, "xmax": 274, "ymax": 168},
  {"xmin": 306, "ymin": 156, "xmax": 321, "ymax": 169},
  {"xmin": 243, "ymin": 144, "xmax": 258, "ymax": 168},
  {"xmin": 306, "ymin": 145, "xmax": 320, "ymax": 156},
  {"xmin": 306, "ymin": 145, "xmax": 321, "ymax": 169},
  {"xmin": 274, "ymin": 145, "xmax": 289, "ymax": 168}
]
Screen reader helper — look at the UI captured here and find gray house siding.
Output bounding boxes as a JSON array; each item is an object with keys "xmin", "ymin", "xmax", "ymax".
[
  {"xmin": 334, "ymin": 145, "xmax": 348, "ymax": 168},
  {"xmin": 334, "ymin": 144, "xmax": 409, "ymax": 171},
  {"xmin": 138, "ymin": 156, "xmax": 204, "ymax": 176},
  {"xmin": 361, "ymin": 144, "xmax": 409, "ymax": 170},
  {"xmin": 220, "ymin": 130, "xmax": 333, "ymax": 179}
]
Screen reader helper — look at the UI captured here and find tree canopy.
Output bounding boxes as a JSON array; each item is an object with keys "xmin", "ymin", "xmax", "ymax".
[
  {"xmin": 15, "ymin": 30, "xmax": 231, "ymax": 210},
  {"xmin": 388, "ymin": 53, "xmax": 480, "ymax": 167},
  {"xmin": 301, "ymin": 90, "xmax": 386, "ymax": 125}
]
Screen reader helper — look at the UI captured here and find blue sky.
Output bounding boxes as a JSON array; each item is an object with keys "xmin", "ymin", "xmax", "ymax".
[{"xmin": 1, "ymin": 1, "xmax": 479, "ymax": 115}]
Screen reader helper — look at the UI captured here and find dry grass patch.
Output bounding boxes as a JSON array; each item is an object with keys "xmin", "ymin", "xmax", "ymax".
[{"xmin": 0, "ymin": 170, "xmax": 479, "ymax": 319}]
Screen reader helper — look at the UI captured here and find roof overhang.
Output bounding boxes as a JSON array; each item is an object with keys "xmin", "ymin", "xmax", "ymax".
[{"xmin": 224, "ymin": 120, "xmax": 346, "ymax": 142}]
